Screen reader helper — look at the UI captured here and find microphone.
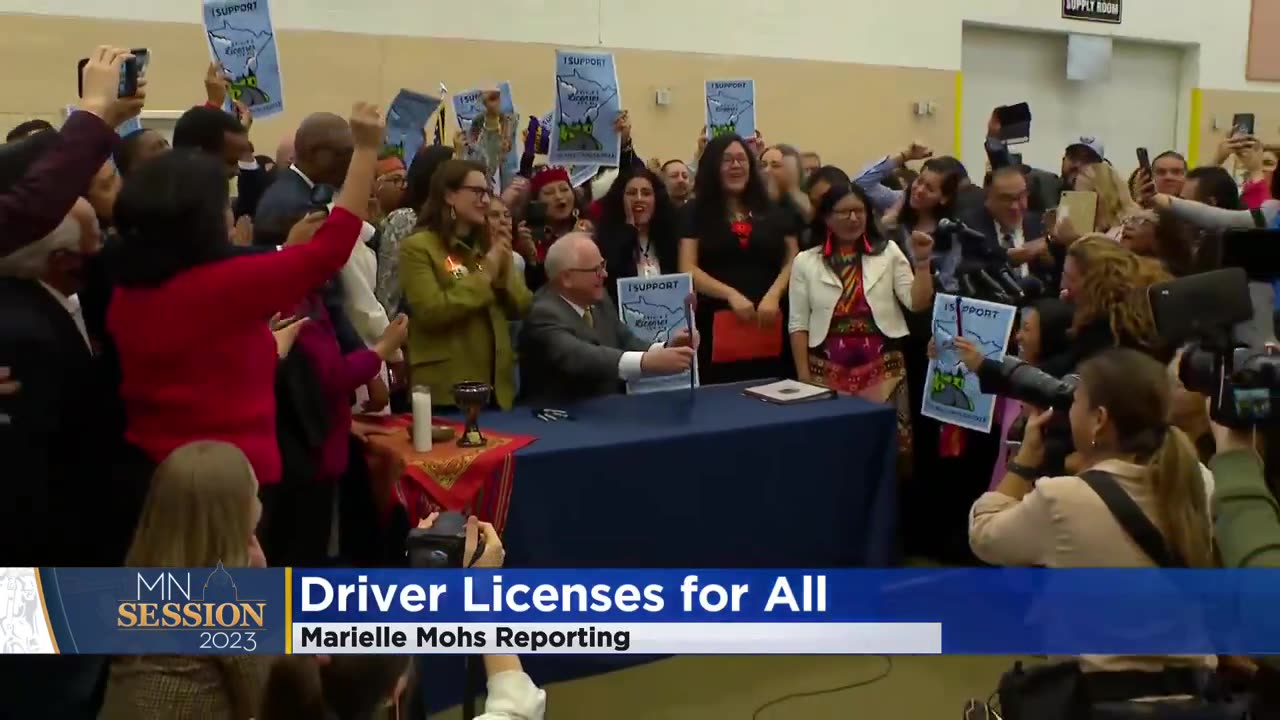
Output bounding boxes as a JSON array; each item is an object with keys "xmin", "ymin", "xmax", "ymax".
[
  {"xmin": 974, "ymin": 268, "xmax": 1010, "ymax": 302},
  {"xmin": 993, "ymin": 267, "xmax": 1026, "ymax": 302},
  {"xmin": 936, "ymin": 218, "xmax": 990, "ymax": 246}
]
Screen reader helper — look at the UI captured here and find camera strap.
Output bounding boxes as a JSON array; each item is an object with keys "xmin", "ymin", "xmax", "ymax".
[{"xmin": 1079, "ymin": 470, "xmax": 1187, "ymax": 568}]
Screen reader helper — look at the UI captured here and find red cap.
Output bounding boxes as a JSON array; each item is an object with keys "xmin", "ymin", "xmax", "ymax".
[{"xmin": 530, "ymin": 166, "xmax": 571, "ymax": 196}]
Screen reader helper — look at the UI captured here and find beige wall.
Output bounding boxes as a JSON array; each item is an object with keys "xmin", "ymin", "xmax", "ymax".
[
  {"xmin": 1199, "ymin": 89, "xmax": 1280, "ymax": 163},
  {"xmin": 0, "ymin": 12, "xmax": 954, "ymax": 172}
]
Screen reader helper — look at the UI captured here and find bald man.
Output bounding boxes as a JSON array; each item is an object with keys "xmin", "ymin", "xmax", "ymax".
[
  {"xmin": 518, "ymin": 233, "xmax": 696, "ymax": 406},
  {"xmin": 275, "ymin": 134, "xmax": 295, "ymax": 169},
  {"xmin": 253, "ymin": 112, "xmax": 363, "ymax": 352}
]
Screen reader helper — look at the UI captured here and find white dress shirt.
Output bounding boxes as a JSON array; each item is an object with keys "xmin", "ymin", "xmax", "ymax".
[
  {"xmin": 40, "ymin": 281, "xmax": 91, "ymax": 352},
  {"xmin": 560, "ymin": 296, "xmax": 661, "ymax": 380},
  {"xmin": 999, "ymin": 224, "xmax": 1028, "ymax": 278}
]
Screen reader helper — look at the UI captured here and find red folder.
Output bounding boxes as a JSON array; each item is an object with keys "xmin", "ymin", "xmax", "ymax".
[{"xmin": 711, "ymin": 310, "xmax": 782, "ymax": 363}]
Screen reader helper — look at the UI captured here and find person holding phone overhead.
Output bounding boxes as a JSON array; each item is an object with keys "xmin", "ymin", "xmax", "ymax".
[
  {"xmin": 789, "ymin": 183, "xmax": 934, "ymax": 470},
  {"xmin": 678, "ymin": 134, "xmax": 798, "ymax": 384}
]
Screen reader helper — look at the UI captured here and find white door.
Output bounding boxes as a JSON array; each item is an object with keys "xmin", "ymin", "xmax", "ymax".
[{"xmin": 961, "ymin": 25, "xmax": 1184, "ymax": 181}]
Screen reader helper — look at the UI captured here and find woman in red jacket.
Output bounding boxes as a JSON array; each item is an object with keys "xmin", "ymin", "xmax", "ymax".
[{"xmin": 108, "ymin": 102, "xmax": 385, "ymax": 488}]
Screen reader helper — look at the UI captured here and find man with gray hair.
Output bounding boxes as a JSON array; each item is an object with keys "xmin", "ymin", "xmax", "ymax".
[
  {"xmin": 0, "ymin": 195, "xmax": 126, "ymax": 720},
  {"xmin": 519, "ymin": 232, "xmax": 697, "ymax": 406}
]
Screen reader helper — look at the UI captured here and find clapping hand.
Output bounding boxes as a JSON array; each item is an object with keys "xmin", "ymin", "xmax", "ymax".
[
  {"xmin": 270, "ymin": 314, "xmax": 309, "ymax": 358},
  {"xmin": 374, "ymin": 314, "xmax": 409, "ymax": 361}
]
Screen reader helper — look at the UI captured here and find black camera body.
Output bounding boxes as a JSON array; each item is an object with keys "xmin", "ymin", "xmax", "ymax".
[
  {"xmin": 1149, "ymin": 267, "xmax": 1279, "ymax": 429},
  {"xmin": 405, "ymin": 511, "xmax": 483, "ymax": 569},
  {"xmin": 1179, "ymin": 345, "xmax": 1280, "ymax": 429}
]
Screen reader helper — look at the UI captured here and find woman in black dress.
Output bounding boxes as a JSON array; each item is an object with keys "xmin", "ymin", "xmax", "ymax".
[
  {"xmin": 678, "ymin": 134, "xmax": 799, "ymax": 384},
  {"xmin": 595, "ymin": 166, "xmax": 680, "ymax": 302}
]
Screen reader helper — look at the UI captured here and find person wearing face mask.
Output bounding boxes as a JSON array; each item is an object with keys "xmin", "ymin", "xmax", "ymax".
[
  {"xmin": 400, "ymin": 159, "xmax": 531, "ymax": 410},
  {"xmin": 595, "ymin": 167, "xmax": 680, "ymax": 301},
  {"xmin": 790, "ymin": 183, "xmax": 935, "ymax": 471},
  {"xmin": 661, "ymin": 159, "xmax": 694, "ymax": 208},
  {"xmin": 679, "ymin": 134, "xmax": 800, "ymax": 384}
]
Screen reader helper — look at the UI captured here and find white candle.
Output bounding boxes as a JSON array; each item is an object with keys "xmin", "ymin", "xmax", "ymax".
[{"xmin": 411, "ymin": 386, "xmax": 432, "ymax": 453}]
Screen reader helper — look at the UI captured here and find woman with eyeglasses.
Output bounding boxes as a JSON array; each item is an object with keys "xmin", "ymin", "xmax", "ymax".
[
  {"xmin": 399, "ymin": 159, "xmax": 531, "ymax": 410},
  {"xmin": 372, "ymin": 155, "xmax": 406, "ymax": 220},
  {"xmin": 1119, "ymin": 209, "xmax": 1194, "ymax": 277},
  {"xmin": 790, "ymin": 183, "xmax": 935, "ymax": 470},
  {"xmin": 678, "ymin": 134, "xmax": 799, "ymax": 384}
]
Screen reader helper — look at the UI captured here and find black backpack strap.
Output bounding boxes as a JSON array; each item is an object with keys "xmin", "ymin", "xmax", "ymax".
[
  {"xmin": 1250, "ymin": 208, "xmax": 1267, "ymax": 228},
  {"xmin": 1079, "ymin": 470, "xmax": 1186, "ymax": 568}
]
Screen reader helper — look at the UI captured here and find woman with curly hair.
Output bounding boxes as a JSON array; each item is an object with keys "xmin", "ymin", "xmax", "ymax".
[
  {"xmin": 594, "ymin": 166, "xmax": 680, "ymax": 302},
  {"xmin": 1045, "ymin": 234, "xmax": 1170, "ymax": 376}
]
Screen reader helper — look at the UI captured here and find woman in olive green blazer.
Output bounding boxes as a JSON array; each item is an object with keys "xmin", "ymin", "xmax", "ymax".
[{"xmin": 399, "ymin": 160, "xmax": 531, "ymax": 409}]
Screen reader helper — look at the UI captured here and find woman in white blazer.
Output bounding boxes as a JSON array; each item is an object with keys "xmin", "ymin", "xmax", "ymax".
[{"xmin": 789, "ymin": 183, "xmax": 935, "ymax": 467}]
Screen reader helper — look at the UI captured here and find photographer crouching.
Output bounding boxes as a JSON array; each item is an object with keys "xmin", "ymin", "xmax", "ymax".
[{"xmin": 969, "ymin": 348, "xmax": 1237, "ymax": 720}]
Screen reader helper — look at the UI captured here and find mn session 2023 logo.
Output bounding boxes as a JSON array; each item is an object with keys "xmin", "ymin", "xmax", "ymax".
[{"xmin": 117, "ymin": 563, "xmax": 266, "ymax": 651}]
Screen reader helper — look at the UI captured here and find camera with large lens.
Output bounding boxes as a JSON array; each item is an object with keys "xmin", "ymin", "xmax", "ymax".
[
  {"xmin": 1149, "ymin": 266, "xmax": 1279, "ymax": 430},
  {"xmin": 973, "ymin": 356, "xmax": 1079, "ymax": 476},
  {"xmin": 981, "ymin": 356, "xmax": 1079, "ymax": 411}
]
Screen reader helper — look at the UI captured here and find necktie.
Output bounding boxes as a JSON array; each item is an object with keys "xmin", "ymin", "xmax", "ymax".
[{"xmin": 583, "ymin": 307, "xmax": 595, "ymax": 328}]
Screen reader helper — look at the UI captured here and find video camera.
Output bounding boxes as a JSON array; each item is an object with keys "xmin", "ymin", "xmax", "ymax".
[
  {"xmin": 936, "ymin": 219, "xmax": 1045, "ymax": 305},
  {"xmin": 1149, "ymin": 255, "xmax": 1280, "ymax": 429}
]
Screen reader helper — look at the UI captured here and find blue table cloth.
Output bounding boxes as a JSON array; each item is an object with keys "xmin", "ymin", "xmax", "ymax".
[{"xmin": 419, "ymin": 383, "xmax": 898, "ymax": 712}]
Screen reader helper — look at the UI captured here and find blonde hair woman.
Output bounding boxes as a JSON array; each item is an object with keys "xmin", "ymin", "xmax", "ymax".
[
  {"xmin": 100, "ymin": 441, "xmax": 269, "ymax": 720},
  {"xmin": 1075, "ymin": 162, "xmax": 1138, "ymax": 238}
]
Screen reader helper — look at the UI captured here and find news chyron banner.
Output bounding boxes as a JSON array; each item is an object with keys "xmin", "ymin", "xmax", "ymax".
[{"xmin": 4, "ymin": 568, "xmax": 1280, "ymax": 655}]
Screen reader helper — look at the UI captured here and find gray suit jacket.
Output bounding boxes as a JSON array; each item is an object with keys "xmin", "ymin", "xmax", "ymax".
[{"xmin": 518, "ymin": 287, "xmax": 651, "ymax": 406}]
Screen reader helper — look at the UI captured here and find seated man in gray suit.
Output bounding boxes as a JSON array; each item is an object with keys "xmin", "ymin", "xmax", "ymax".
[{"xmin": 519, "ymin": 233, "xmax": 696, "ymax": 406}]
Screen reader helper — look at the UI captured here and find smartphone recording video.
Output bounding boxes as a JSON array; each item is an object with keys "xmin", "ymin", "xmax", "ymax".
[
  {"xmin": 1232, "ymin": 113, "xmax": 1256, "ymax": 137},
  {"xmin": 76, "ymin": 48, "xmax": 147, "ymax": 99}
]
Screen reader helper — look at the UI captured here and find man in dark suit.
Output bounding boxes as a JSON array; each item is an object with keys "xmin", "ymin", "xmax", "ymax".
[
  {"xmin": 959, "ymin": 165, "xmax": 1057, "ymax": 292},
  {"xmin": 519, "ymin": 233, "xmax": 696, "ymax": 406},
  {"xmin": 0, "ymin": 198, "xmax": 137, "ymax": 718},
  {"xmin": 254, "ymin": 112, "xmax": 364, "ymax": 352}
]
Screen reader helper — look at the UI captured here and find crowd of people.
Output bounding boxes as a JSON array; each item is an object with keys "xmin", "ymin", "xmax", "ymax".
[{"xmin": 2, "ymin": 41, "xmax": 1280, "ymax": 720}]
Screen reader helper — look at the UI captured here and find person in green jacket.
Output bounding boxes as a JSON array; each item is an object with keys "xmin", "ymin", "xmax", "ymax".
[{"xmin": 399, "ymin": 159, "xmax": 531, "ymax": 409}]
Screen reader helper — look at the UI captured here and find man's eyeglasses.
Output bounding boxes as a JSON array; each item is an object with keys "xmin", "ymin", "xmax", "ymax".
[
  {"xmin": 570, "ymin": 261, "xmax": 607, "ymax": 275},
  {"xmin": 379, "ymin": 175, "xmax": 408, "ymax": 187}
]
